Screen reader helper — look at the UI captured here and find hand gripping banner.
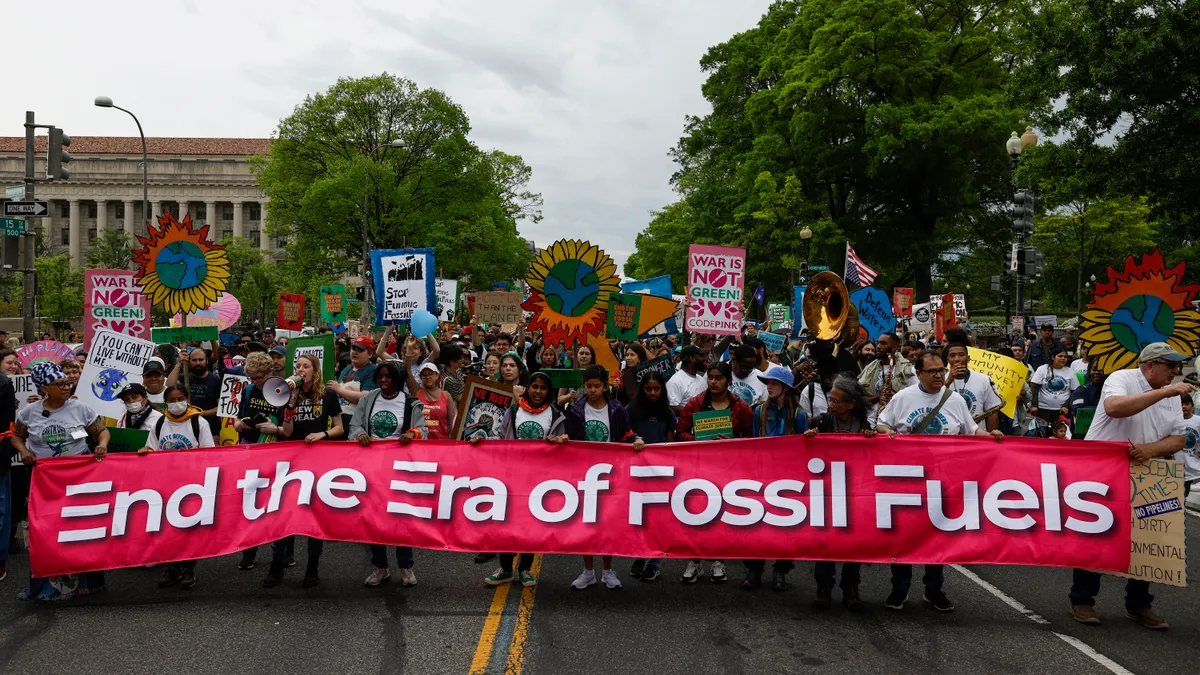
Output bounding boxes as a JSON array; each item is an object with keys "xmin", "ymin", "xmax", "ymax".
[{"xmin": 28, "ymin": 436, "xmax": 1131, "ymax": 577}]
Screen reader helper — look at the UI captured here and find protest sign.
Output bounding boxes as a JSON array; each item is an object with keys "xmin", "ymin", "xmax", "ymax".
[
  {"xmin": 928, "ymin": 293, "xmax": 967, "ymax": 320},
  {"xmin": 1122, "ymin": 459, "xmax": 1186, "ymax": 586},
  {"xmin": 1034, "ymin": 314, "xmax": 1058, "ymax": 328},
  {"xmin": 370, "ymin": 248, "xmax": 436, "ymax": 326},
  {"xmin": 692, "ymin": 409, "xmax": 733, "ymax": 440},
  {"xmin": 967, "ymin": 347, "xmax": 1028, "ymax": 418},
  {"xmin": 475, "ymin": 291, "xmax": 524, "ymax": 325},
  {"xmin": 151, "ymin": 325, "xmax": 219, "ymax": 344},
  {"xmin": 277, "ymin": 293, "xmax": 305, "ymax": 332},
  {"xmin": 84, "ymin": 269, "xmax": 151, "ymax": 349},
  {"xmin": 605, "ymin": 293, "xmax": 643, "ymax": 340},
  {"xmin": 17, "ymin": 340, "xmax": 75, "ymax": 369},
  {"xmin": 1074, "ymin": 407, "xmax": 1096, "ymax": 437},
  {"xmin": 133, "ymin": 213, "xmax": 230, "ymax": 316},
  {"xmin": 633, "ymin": 354, "xmax": 676, "ymax": 385},
  {"xmin": 217, "ymin": 374, "xmax": 251, "ymax": 419},
  {"xmin": 848, "ymin": 287, "xmax": 896, "ymax": 341},
  {"xmin": 435, "ymin": 279, "xmax": 459, "ymax": 323},
  {"xmin": 170, "ymin": 293, "xmax": 241, "ymax": 330},
  {"xmin": 1011, "ymin": 316, "xmax": 1025, "ymax": 334},
  {"xmin": 13, "ymin": 374, "xmax": 35, "ymax": 414},
  {"xmin": 286, "ymin": 334, "xmax": 336, "ymax": 382},
  {"xmin": 791, "ymin": 286, "xmax": 806, "ymax": 338},
  {"xmin": 542, "ymin": 369, "xmax": 583, "ymax": 391},
  {"xmin": 686, "ymin": 244, "xmax": 746, "ymax": 336},
  {"xmin": 107, "ymin": 428, "xmax": 150, "ymax": 454},
  {"xmin": 767, "ymin": 303, "xmax": 790, "ymax": 330},
  {"xmin": 893, "ymin": 288, "xmax": 914, "ymax": 318},
  {"xmin": 622, "ymin": 276, "xmax": 679, "ymax": 336},
  {"xmin": 74, "ymin": 329, "xmax": 156, "ymax": 421},
  {"xmin": 453, "ymin": 377, "xmax": 515, "ymax": 440},
  {"xmin": 758, "ymin": 331, "xmax": 786, "ymax": 354},
  {"xmin": 321, "ymin": 285, "xmax": 347, "ymax": 325}
]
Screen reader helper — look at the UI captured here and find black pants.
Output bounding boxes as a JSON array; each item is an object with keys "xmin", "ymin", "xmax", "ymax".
[
  {"xmin": 891, "ymin": 564, "xmax": 943, "ymax": 593},
  {"xmin": 744, "ymin": 560, "xmax": 795, "ymax": 575},
  {"xmin": 1068, "ymin": 569, "xmax": 1152, "ymax": 610},
  {"xmin": 167, "ymin": 560, "xmax": 197, "ymax": 571},
  {"xmin": 272, "ymin": 535, "xmax": 321, "ymax": 564},
  {"xmin": 499, "ymin": 553, "xmax": 534, "ymax": 574},
  {"xmin": 243, "ymin": 536, "xmax": 295, "ymax": 564},
  {"xmin": 814, "ymin": 561, "xmax": 861, "ymax": 590}
]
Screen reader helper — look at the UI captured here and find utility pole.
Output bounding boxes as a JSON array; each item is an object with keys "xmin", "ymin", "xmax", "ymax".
[{"xmin": 22, "ymin": 111, "xmax": 36, "ymax": 343}]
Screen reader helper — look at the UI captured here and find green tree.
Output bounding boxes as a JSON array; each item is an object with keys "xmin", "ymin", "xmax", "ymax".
[
  {"xmin": 222, "ymin": 238, "xmax": 281, "ymax": 328},
  {"xmin": 36, "ymin": 254, "xmax": 83, "ymax": 323},
  {"xmin": 252, "ymin": 73, "xmax": 540, "ymax": 300},
  {"xmin": 85, "ymin": 229, "xmax": 134, "ymax": 270}
]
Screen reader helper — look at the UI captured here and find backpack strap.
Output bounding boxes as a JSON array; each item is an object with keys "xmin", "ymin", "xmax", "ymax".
[
  {"xmin": 191, "ymin": 415, "xmax": 201, "ymax": 442},
  {"xmin": 155, "ymin": 415, "xmax": 166, "ymax": 438}
]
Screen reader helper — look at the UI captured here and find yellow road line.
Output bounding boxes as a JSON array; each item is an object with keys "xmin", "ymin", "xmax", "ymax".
[
  {"xmin": 503, "ymin": 554, "xmax": 543, "ymax": 675},
  {"xmin": 468, "ymin": 572, "xmax": 513, "ymax": 675}
]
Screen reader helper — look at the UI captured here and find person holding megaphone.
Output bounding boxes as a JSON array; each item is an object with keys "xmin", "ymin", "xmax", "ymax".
[{"xmin": 233, "ymin": 352, "xmax": 292, "ymax": 572}]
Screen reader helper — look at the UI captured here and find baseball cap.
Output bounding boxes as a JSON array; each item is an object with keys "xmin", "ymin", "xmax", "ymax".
[
  {"xmin": 269, "ymin": 346, "xmax": 286, "ymax": 357},
  {"xmin": 119, "ymin": 383, "xmax": 148, "ymax": 399},
  {"xmin": 143, "ymin": 358, "xmax": 166, "ymax": 375},
  {"xmin": 418, "ymin": 362, "xmax": 440, "ymax": 376},
  {"xmin": 352, "ymin": 335, "xmax": 376, "ymax": 351},
  {"xmin": 1040, "ymin": 323, "xmax": 1054, "ymax": 330},
  {"xmin": 757, "ymin": 364, "xmax": 795, "ymax": 388},
  {"xmin": 1139, "ymin": 342, "xmax": 1188, "ymax": 363}
]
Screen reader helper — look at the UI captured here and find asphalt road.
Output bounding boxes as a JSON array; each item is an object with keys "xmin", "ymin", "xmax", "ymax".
[{"xmin": 0, "ymin": 517, "xmax": 1197, "ymax": 675}]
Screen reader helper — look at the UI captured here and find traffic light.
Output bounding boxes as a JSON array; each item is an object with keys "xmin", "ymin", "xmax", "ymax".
[
  {"xmin": 48, "ymin": 126, "xmax": 70, "ymax": 180},
  {"xmin": 1032, "ymin": 248, "xmax": 1045, "ymax": 277},
  {"xmin": 1012, "ymin": 190, "xmax": 1034, "ymax": 235},
  {"xmin": 1017, "ymin": 246, "xmax": 1044, "ymax": 277}
]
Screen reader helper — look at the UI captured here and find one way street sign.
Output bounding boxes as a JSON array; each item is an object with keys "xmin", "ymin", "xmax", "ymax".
[{"xmin": 3, "ymin": 201, "xmax": 48, "ymax": 217}]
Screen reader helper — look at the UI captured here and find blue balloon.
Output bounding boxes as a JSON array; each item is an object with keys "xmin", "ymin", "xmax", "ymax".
[{"xmin": 410, "ymin": 309, "xmax": 438, "ymax": 338}]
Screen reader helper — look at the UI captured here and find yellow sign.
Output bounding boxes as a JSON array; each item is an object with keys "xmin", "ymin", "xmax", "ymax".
[{"xmin": 967, "ymin": 347, "xmax": 1027, "ymax": 419}]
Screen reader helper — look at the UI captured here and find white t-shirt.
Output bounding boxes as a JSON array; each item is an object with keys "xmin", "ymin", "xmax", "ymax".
[
  {"xmin": 947, "ymin": 370, "xmax": 1003, "ymax": 421},
  {"xmin": 339, "ymin": 380, "xmax": 362, "ymax": 418},
  {"xmin": 797, "ymin": 382, "xmax": 828, "ymax": 419},
  {"xmin": 1085, "ymin": 368, "xmax": 1186, "ymax": 444},
  {"xmin": 729, "ymin": 371, "xmax": 768, "ymax": 408},
  {"xmin": 121, "ymin": 408, "xmax": 164, "ymax": 431},
  {"xmin": 1070, "ymin": 359, "xmax": 1089, "ymax": 389},
  {"xmin": 1031, "ymin": 365, "xmax": 1075, "ymax": 410},
  {"xmin": 667, "ymin": 370, "xmax": 707, "ymax": 408},
  {"xmin": 514, "ymin": 406, "xmax": 554, "ymax": 440},
  {"xmin": 1174, "ymin": 415, "xmax": 1200, "ymax": 483},
  {"xmin": 147, "ymin": 390, "xmax": 165, "ymax": 406},
  {"xmin": 878, "ymin": 385, "xmax": 978, "ymax": 436},
  {"xmin": 149, "ymin": 416, "xmax": 216, "ymax": 450},
  {"xmin": 369, "ymin": 392, "xmax": 410, "ymax": 440},
  {"xmin": 16, "ymin": 400, "xmax": 99, "ymax": 458},
  {"xmin": 583, "ymin": 402, "xmax": 610, "ymax": 442}
]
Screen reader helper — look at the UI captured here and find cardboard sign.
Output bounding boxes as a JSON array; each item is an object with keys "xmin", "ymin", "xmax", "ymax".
[
  {"xmin": 1123, "ymin": 459, "xmax": 1186, "ymax": 586},
  {"xmin": 286, "ymin": 334, "xmax": 336, "ymax": 382},
  {"xmin": 107, "ymin": 427, "xmax": 150, "ymax": 454},
  {"xmin": 84, "ymin": 269, "xmax": 151, "ymax": 349},
  {"xmin": 542, "ymin": 368, "xmax": 583, "ymax": 391},
  {"xmin": 692, "ymin": 409, "xmax": 733, "ymax": 441},
  {"xmin": 848, "ymin": 287, "xmax": 896, "ymax": 341},
  {"xmin": 759, "ymin": 331, "xmax": 786, "ymax": 353},
  {"xmin": 217, "ymin": 374, "xmax": 251, "ymax": 419},
  {"xmin": 685, "ymin": 244, "xmax": 746, "ymax": 336},
  {"xmin": 893, "ymin": 288, "xmax": 914, "ymax": 318},
  {"xmin": 633, "ymin": 354, "xmax": 676, "ymax": 385},
  {"xmin": 453, "ymin": 377, "xmax": 515, "ymax": 440},
  {"xmin": 606, "ymin": 293, "xmax": 643, "ymax": 340},
  {"xmin": 966, "ymin": 347, "xmax": 1028, "ymax": 418},
  {"xmin": 767, "ymin": 303, "xmax": 790, "ymax": 330},
  {"xmin": 169, "ymin": 293, "xmax": 242, "ymax": 330},
  {"xmin": 475, "ymin": 291, "xmax": 524, "ymax": 325},
  {"xmin": 435, "ymin": 279, "xmax": 459, "ymax": 323},
  {"xmin": 151, "ymin": 325, "xmax": 219, "ymax": 344},
  {"xmin": 371, "ymin": 248, "xmax": 436, "ymax": 326},
  {"xmin": 321, "ymin": 285, "xmax": 347, "ymax": 324},
  {"xmin": 622, "ymin": 276, "xmax": 679, "ymax": 336},
  {"xmin": 13, "ymin": 374, "xmax": 35, "ymax": 413},
  {"xmin": 277, "ymin": 292, "xmax": 305, "ymax": 332},
  {"xmin": 928, "ymin": 293, "xmax": 967, "ymax": 320},
  {"xmin": 74, "ymin": 329, "xmax": 156, "ymax": 421}
]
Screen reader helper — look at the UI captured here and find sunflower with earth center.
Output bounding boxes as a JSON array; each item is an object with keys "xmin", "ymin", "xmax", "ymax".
[
  {"xmin": 132, "ymin": 213, "xmax": 231, "ymax": 316},
  {"xmin": 522, "ymin": 239, "xmax": 620, "ymax": 346}
]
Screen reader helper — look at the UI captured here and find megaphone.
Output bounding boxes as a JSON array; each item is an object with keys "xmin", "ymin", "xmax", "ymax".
[{"xmin": 262, "ymin": 376, "xmax": 300, "ymax": 407}]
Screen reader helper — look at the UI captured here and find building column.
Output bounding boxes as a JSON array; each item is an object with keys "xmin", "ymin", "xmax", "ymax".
[
  {"xmin": 205, "ymin": 200, "xmax": 217, "ymax": 237},
  {"xmin": 232, "ymin": 201, "xmax": 243, "ymax": 240},
  {"xmin": 123, "ymin": 200, "xmax": 136, "ymax": 240},
  {"xmin": 150, "ymin": 200, "xmax": 161, "ymax": 228},
  {"xmin": 68, "ymin": 199, "xmax": 81, "ymax": 267},
  {"xmin": 177, "ymin": 199, "xmax": 189, "ymax": 221},
  {"xmin": 96, "ymin": 200, "xmax": 108, "ymax": 236},
  {"xmin": 258, "ymin": 201, "xmax": 269, "ymax": 252}
]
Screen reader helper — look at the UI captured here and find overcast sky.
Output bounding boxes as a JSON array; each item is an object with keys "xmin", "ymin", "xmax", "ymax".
[{"xmin": 4, "ymin": 0, "xmax": 772, "ymax": 273}]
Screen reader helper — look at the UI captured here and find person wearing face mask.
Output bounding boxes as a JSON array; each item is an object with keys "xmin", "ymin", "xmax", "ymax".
[
  {"xmin": 117, "ymin": 384, "xmax": 163, "ymax": 432},
  {"xmin": 168, "ymin": 348, "xmax": 221, "ymax": 436}
]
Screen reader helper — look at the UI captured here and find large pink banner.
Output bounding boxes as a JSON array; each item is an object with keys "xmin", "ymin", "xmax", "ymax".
[
  {"xmin": 83, "ymin": 269, "xmax": 151, "ymax": 350},
  {"xmin": 685, "ymin": 244, "xmax": 746, "ymax": 335},
  {"xmin": 29, "ymin": 436, "xmax": 1132, "ymax": 577}
]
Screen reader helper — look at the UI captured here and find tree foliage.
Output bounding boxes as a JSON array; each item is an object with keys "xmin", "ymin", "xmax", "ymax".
[
  {"xmin": 85, "ymin": 229, "xmax": 134, "ymax": 270},
  {"xmin": 252, "ymin": 74, "xmax": 540, "ymax": 293},
  {"xmin": 36, "ymin": 254, "xmax": 83, "ymax": 323}
]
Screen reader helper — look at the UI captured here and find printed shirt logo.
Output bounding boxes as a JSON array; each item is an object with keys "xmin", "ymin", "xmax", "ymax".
[
  {"xmin": 955, "ymin": 386, "xmax": 979, "ymax": 414},
  {"xmin": 584, "ymin": 419, "xmax": 608, "ymax": 442},
  {"xmin": 159, "ymin": 433, "xmax": 195, "ymax": 451},
  {"xmin": 516, "ymin": 420, "xmax": 546, "ymax": 440},
  {"xmin": 42, "ymin": 423, "xmax": 69, "ymax": 456},
  {"xmin": 1185, "ymin": 427, "xmax": 1199, "ymax": 455},
  {"xmin": 1045, "ymin": 375, "xmax": 1069, "ymax": 393},
  {"xmin": 371, "ymin": 410, "xmax": 399, "ymax": 438},
  {"xmin": 730, "ymin": 382, "xmax": 756, "ymax": 406},
  {"xmin": 904, "ymin": 407, "xmax": 949, "ymax": 435}
]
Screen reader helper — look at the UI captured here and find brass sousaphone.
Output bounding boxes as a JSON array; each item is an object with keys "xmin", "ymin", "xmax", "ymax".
[{"xmin": 802, "ymin": 271, "xmax": 860, "ymax": 349}]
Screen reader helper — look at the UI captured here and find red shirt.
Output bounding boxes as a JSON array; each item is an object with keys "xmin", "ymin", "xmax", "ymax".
[
  {"xmin": 675, "ymin": 391, "xmax": 754, "ymax": 441},
  {"xmin": 417, "ymin": 389, "xmax": 454, "ymax": 440}
]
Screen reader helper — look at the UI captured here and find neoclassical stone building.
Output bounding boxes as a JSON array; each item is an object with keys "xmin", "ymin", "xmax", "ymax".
[{"xmin": 0, "ymin": 136, "xmax": 277, "ymax": 266}]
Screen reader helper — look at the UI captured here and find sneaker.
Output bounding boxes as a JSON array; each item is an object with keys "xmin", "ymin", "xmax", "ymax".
[
  {"xmin": 570, "ymin": 569, "xmax": 596, "ymax": 590},
  {"xmin": 640, "ymin": 566, "xmax": 660, "ymax": 582},
  {"xmin": 399, "ymin": 568, "xmax": 417, "ymax": 587},
  {"xmin": 238, "ymin": 553, "xmax": 255, "ymax": 571},
  {"xmin": 0, "ymin": 561, "xmax": 7, "ymax": 582},
  {"xmin": 630, "ymin": 559, "xmax": 646, "ymax": 578},
  {"xmin": 741, "ymin": 569, "xmax": 762, "ymax": 590},
  {"xmin": 474, "ymin": 552, "xmax": 496, "ymax": 564},
  {"xmin": 284, "ymin": 554, "xmax": 296, "ymax": 568},
  {"xmin": 681, "ymin": 561, "xmax": 701, "ymax": 584},
  {"xmin": 486, "ymin": 568, "xmax": 514, "ymax": 586},
  {"xmin": 364, "ymin": 567, "xmax": 391, "ymax": 587},
  {"xmin": 924, "ymin": 589, "xmax": 954, "ymax": 612},
  {"xmin": 813, "ymin": 587, "xmax": 832, "ymax": 609},
  {"xmin": 1070, "ymin": 603, "xmax": 1100, "ymax": 625},
  {"xmin": 157, "ymin": 567, "xmax": 181, "ymax": 588},
  {"xmin": 1125, "ymin": 605, "xmax": 1168, "ymax": 630},
  {"xmin": 302, "ymin": 561, "xmax": 319, "ymax": 589},
  {"xmin": 885, "ymin": 588, "xmax": 908, "ymax": 610},
  {"xmin": 843, "ymin": 586, "xmax": 865, "ymax": 612},
  {"xmin": 180, "ymin": 569, "xmax": 197, "ymax": 590},
  {"xmin": 771, "ymin": 571, "xmax": 788, "ymax": 592},
  {"xmin": 710, "ymin": 561, "xmax": 727, "ymax": 584},
  {"xmin": 263, "ymin": 564, "xmax": 284, "ymax": 588},
  {"xmin": 601, "ymin": 569, "xmax": 622, "ymax": 589},
  {"xmin": 519, "ymin": 570, "xmax": 537, "ymax": 588}
]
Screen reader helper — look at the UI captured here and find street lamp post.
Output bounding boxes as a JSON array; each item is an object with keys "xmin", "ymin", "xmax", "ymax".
[
  {"xmin": 94, "ymin": 97, "xmax": 148, "ymax": 243},
  {"xmin": 361, "ymin": 139, "xmax": 407, "ymax": 323},
  {"xmin": 798, "ymin": 225, "xmax": 813, "ymax": 285},
  {"xmin": 1006, "ymin": 126, "xmax": 1038, "ymax": 330}
]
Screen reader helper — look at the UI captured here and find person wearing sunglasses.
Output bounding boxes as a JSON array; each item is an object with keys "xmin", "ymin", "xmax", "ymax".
[
  {"xmin": 876, "ymin": 349, "xmax": 1003, "ymax": 615},
  {"xmin": 1068, "ymin": 342, "xmax": 1194, "ymax": 631}
]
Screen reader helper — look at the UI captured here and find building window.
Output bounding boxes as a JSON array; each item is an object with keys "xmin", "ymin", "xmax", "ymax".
[
  {"xmin": 248, "ymin": 204, "xmax": 262, "ymax": 221},
  {"xmin": 277, "ymin": 236, "xmax": 289, "ymax": 249},
  {"xmin": 116, "ymin": 203, "xmax": 125, "ymax": 218},
  {"xmin": 196, "ymin": 203, "xmax": 206, "ymax": 220},
  {"xmin": 221, "ymin": 229, "xmax": 232, "ymax": 241},
  {"xmin": 222, "ymin": 205, "xmax": 233, "ymax": 220},
  {"xmin": 251, "ymin": 231, "xmax": 261, "ymax": 247},
  {"xmin": 87, "ymin": 203, "xmax": 97, "ymax": 219},
  {"xmin": 88, "ymin": 228, "xmax": 97, "ymax": 241},
  {"xmin": 61, "ymin": 228, "xmax": 70, "ymax": 246},
  {"xmin": 61, "ymin": 202, "xmax": 70, "ymax": 217}
]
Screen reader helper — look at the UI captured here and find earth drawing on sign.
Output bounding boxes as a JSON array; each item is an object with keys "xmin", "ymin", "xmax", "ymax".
[
  {"xmin": 544, "ymin": 260, "xmax": 600, "ymax": 317},
  {"xmin": 155, "ymin": 241, "xmax": 210, "ymax": 290},
  {"xmin": 92, "ymin": 368, "xmax": 129, "ymax": 401},
  {"xmin": 1110, "ymin": 295, "xmax": 1174, "ymax": 353}
]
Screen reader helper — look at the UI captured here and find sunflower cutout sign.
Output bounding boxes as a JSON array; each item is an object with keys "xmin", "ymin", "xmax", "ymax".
[
  {"xmin": 523, "ymin": 239, "xmax": 621, "ymax": 346},
  {"xmin": 1079, "ymin": 249, "xmax": 1200, "ymax": 374},
  {"xmin": 132, "ymin": 213, "xmax": 230, "ymax": 316}
]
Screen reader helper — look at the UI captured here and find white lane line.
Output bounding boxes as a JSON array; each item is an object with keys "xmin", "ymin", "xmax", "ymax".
[{"xmin": 950, "ymin": 565, "xmax": 1134, "ymax": 675}]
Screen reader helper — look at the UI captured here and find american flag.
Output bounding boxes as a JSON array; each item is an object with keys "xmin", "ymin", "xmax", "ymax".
[{"xmin": 844, "ymin": 242, "xmax": 879, "ymax": 287}]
